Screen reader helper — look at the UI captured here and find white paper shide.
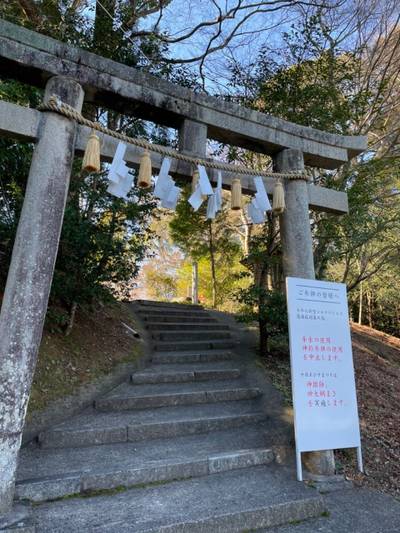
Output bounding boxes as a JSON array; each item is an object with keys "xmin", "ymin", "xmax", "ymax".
[
  {"xmin": 247, "ymin": 176, "xmax": 272, "ymax": 224},
  {"xmin": 189, "ymin": 165, "xmax": 215, "ymax": 213},
  {"xmin": 106, "ymin": 142, "xmax": 134, "ymax": 200},
  {"xmin": 154, "ymin": 157, "xmax": 182, "ymax": 210}
]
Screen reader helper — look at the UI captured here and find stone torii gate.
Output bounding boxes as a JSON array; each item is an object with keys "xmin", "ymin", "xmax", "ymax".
[{"xmin": 0, "ymin": 20, "xmax": 367, "ymax": 516}]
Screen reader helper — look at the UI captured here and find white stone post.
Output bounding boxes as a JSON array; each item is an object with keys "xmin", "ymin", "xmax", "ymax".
[
  {"xmin": 178, "ymin": 119, "xmax": 207, "ymax": 306},
  {"xmin": 274, "ymin": 148, "xmax": 335, "ymax": 476},
  {"xmin": 0, "ymin": 76, "xmax": 84, "ymax": 515},
  {"xmin": 192, "ymin": 261, "xmax": 199, "ymax": 305}
]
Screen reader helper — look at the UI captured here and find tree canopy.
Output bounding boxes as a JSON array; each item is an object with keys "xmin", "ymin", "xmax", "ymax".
[{"xmin": 0, "ymin": 0, "xmax": 399, "ymax": 338}]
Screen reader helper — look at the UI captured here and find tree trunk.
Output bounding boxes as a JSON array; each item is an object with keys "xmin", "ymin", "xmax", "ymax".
[
  {"xmin": 208, "ymin": 221, "xmax": 217, "ymax": 308},
  {"xmin": 358, "ymin": 282, "xmax": 363, "ymax": 325},
  {"xmin": 65, "ymin": 301, "xmax": 78, "ymax": 337},
  {"xmin": 191, "ymin": 261, "xmax": 199, "ymax": 304},
  {"xmin": 258, "ymin": 265, "xmax": 269, "ymax": 356},
  {"xmin": 240, "ymin": 210, "xmax": 252, "ymax": 256},
  {"xmin": 267, "ymin": 269, "xmax": 273, "ymax": 290},
  {"xmin": 366, "ymin": 290, "xmax": 373, "ymax": 328}
]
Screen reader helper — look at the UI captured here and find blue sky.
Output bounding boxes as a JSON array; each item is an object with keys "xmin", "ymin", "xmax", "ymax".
[{"xmin": 132, "ymin": 0, "xmax": 301, "ymax": 92}]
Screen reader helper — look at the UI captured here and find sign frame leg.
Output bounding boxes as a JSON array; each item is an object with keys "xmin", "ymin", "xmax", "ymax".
[
  {"xmin": 296, "ymin": 449, "xmax": 303, "ymax": 482},
  {"xmin": 357, "ymin": 447, "xmax": 364, "ymax": 473}
]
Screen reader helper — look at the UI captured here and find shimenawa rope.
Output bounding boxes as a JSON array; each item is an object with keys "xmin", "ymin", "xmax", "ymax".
[{"xmin": 38, "ymin": 96, "xmax": 309, "ymax": 181}]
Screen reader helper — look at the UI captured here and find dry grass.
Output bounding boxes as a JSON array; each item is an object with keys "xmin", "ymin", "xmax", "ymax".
[
  {"xmin": 337, "ymin": 323, "xmax": 400, "ymax": 499},
  {"xmin": 27, "ymin": 301, "xmax": 142, "ymax": 417}
]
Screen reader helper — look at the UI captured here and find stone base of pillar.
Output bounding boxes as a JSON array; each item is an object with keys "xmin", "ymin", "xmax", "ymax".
[
  {"xmin": 303, "ymin": 450, "xmax": 335, "ymax": 476},
  {"xmin": 0, "ymin": 504, "xmax": 30, "ymax": 530}
]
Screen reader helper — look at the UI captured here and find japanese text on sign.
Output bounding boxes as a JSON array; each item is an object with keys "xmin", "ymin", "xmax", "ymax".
[{"xmin": 286, "ymin": 277, "xmax": 361, "ymax": 455}]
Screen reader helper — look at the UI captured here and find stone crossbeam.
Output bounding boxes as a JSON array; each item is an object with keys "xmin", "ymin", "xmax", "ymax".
[
  {"xmin": 0, "ymin": 20, "xmax": 366, "ymax": 170},
  {"xmin": 0, "ymin": 100, "xmax": 348, "ymax": 214}
]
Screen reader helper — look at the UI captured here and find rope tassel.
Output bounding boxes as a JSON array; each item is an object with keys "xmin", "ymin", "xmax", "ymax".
[
  {"xmin": 231, "ymin": 178, "xmax": 242, "ymax": 210},
  {"xmin": 273, "ymin": 179, "xmax": 285, "ymax": 214},
  {"xmin": 138, "ymin": 149, "xmax": 152, "ymax": 188},
  {"xmin": 191, "ymin": 170, "xmax": 199, "ymax": 192},
  {"xmin": 82, "ymin": 130, "xmax": 101, "ymax": 172}
]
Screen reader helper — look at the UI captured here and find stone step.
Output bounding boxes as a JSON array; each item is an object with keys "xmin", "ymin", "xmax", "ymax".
[
  {"xmin": 29, "ymin": 466, "xmax": 326, "ymax": 532},
  {"xmin": 154, "ymin": 339, "xmax": 235, "ymax": 352},
  {"xmin": 38, "ymin": 401, "xmax": 265, "ymax": 449},
  {"xmin": 137, "ymin": 309, "xmax": 209, "ymax": 318},
  {"xmin": 151, "ymin": 330, "xmax": 232, "ymax": 341},
  {"xmin": 142, "ymin": 315, "xmax": 218, "ymax": 323},
  {"xmin": 145, "ymin": 322, "xmax": 229, "ymax": 331},
  {"xmin": 152, "ymin": 349, "xmax": 232, "ymax": 363},
  {"xmin": 17, "ymin": 425, "xmax": 274, "ymax": 502},
  {"xmin": 134, "ymin": 300, "xmax": 203, "ymax": 310},
  {"xmin": 131, "ymin": 363, "xmax": 240, "ymax": 384},
  {"xmin": 95, "ymin": 381, "xmax": 260, "ymax": 412}
]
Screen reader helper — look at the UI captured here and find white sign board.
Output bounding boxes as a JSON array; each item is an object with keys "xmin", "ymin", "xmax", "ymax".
[{"xmin": 286, "ymin": 277, "xmax": 363, "ymax": 480}]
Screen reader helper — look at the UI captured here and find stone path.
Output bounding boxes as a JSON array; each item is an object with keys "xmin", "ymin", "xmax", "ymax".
[{"xmin": 9, "ymin": 301, "xmax": 400, "ymax": 532}]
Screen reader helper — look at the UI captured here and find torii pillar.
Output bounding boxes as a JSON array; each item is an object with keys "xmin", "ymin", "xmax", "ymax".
[
  {"xmin": 0, "ymin": 76, "xmax": 84, "ymax": 516},
  {"xmin": 273, "ymin": 148, "xmax": 335, "ymax": 476},
  {"xmin": 178, "ymin": 119, "xmax": 208, "ymax": 305}
]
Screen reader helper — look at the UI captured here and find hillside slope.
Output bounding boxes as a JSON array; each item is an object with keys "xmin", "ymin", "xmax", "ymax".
[
  {"xmin": 341, "ymin": 323, "xmax": 400, "ymax": 498},
  {"xmin": 262, "ymin": 321, "xmax": 400, "ymax": 499},
  {"xmin": 27, "ymin": 301, "xmax": 143, "ymax": 417}
]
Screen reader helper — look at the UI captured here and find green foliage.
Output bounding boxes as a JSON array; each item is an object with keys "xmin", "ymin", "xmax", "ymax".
[
  {"xmin": 144, "ymin": 270, "xmax": 177, "ymax": 301},
  {"xmin": 230, "ymin": 14, "xmax": 400, "ymax": 338},
  {"xmin": 0, "ymin": 125, "xmax": 155, "ymax": 311},
  {"xmin": 236, "ymin": 285, "xmax": 288, "ymax": 355},
  {"xmin": 170, "ymin": 186, "xmax": 240, "ymax": 262},
  {"xmin": 0, "ymin": 3, "xmax": 202, "ymax": 332},
  {"xmin": 44, "ymin": 307, "xmax": 69, "ymax": 334},
  {"xmin": 230, "ymin": 15, "xmax": 369, "ymax": 135},
  {"xmin": 363, "ymin": 263, "xmax": 400, "ymax": 336},
  {"xmin": 169, "ymin": 187, "xmax": 244, "ymax": 308},
  {"xmin": 169, "ymin": 185, "xmax": 210, "ymax": 260},
  {"xmin": 175, "ymin": 255, "xmax": 248, "ymax": 310},
  {"xmin": 317, "ymin": 156, "xmax": 400, "ymax": 282},
  {"xmin": 52, "ymin": 168, "xmax": 155, "ymax": 307}
]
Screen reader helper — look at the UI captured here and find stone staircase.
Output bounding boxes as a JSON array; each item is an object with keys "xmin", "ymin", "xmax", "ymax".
[{"xmin": 15, "ymin": 300, "xmax": 326, "ymax": 532}]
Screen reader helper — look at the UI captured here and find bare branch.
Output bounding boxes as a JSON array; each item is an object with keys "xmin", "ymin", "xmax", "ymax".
[
  {"xmin": 17, "ymin": 0, "xmax": 42, "ymax": 24},
  {"xmin": 128, "ymin": 1, "xmax": 337, "ymax": 61}
]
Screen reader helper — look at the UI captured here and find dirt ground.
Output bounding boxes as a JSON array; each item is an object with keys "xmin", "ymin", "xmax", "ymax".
[
  {"xmin": 338, "ymin": 323, "xmax": 400, "ymax": 499},
  {"xmin": 262, "ymin": 322, "xmax": 400, "ymax": 500},
  {"xmin": 27, "ymin": 301, "xmax": 142, "ymax": 417}
]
